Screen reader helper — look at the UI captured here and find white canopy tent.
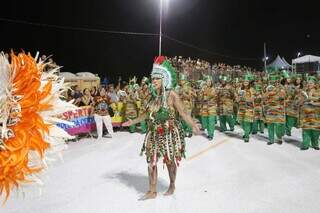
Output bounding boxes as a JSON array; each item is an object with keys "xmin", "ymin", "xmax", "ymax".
[
  {"xmin": 60, "ymin": 72, "xmax": 100, "ymax": 80},
  {"xmin": 60, "ymin": 72, "xmax": 79, "ymax": 80},
  {"xmin": 267, "ymin": 55, "xmax": 291, "ymax": 70},
  {"xmin": 282, "ymin": 57, "xmax": 292, "ymax": 68},
  {"xmin": 292, "ymin": 55, "xmax": 320, "ymax": 64},
  {"xmin": 292, "ymin": 55, "xmax": 320, "ymax": 74},
  {"xmin": 60, "ymin": 72, "xmax": 100, "ymax": 89},
  {"xmin": 76, "ymin": 72, "xmax": 100, "ymax": 80}
]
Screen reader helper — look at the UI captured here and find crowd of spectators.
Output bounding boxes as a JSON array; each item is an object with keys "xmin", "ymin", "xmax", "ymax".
[
  {"xmin": 168, "ymin": 56, "xmax": 261, "ymax": 82},
  {"xmin": 65, "ymin": 56, "xmax": 261, "ymax": 107},
  {"xmin": 66, "ymin": 84, "xmax": 118, "ymax": 107}
]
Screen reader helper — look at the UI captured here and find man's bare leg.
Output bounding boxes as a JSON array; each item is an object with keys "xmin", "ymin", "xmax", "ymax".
[
  {"xmin": 164, "ymin": 161, "xmax": 177, "ymax": 196},
  {"xmin": 140, "ymin": 165, "xmax": 157, "ymax": 200}
]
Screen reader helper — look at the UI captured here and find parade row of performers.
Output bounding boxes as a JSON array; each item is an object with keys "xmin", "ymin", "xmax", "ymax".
[{"xmin": 91, "ymin": 70, "xmax": 320, "ymax": 151}]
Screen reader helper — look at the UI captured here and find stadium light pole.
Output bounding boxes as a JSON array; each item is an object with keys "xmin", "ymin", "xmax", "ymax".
[
  {"xmin": 158, "ymin": 0, "xmax": 164, "ymax": 56},
  {"xmin": 263, "ymin": 42, "xmax": 269, "ymax": 72},
  {"xmin": 158, "ymin": 0, "xmax": 170, "ymax": 56}
]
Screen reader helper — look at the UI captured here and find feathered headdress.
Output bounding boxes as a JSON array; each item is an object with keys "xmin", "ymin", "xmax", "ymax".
[
  {"xmin": 0, "ymin": 52, "xmax": 76, "ymax": 203},
  {"xmin": 179, "ymin": 73, "xmax": 188, "ymax": 81},
  {"xmin": 219, "ymin": 75, "xmax": 231, "ymax": 82},
  {"xmin": 244, "ymin": 72, "xmax": 255, "ymax": 81},
  {"xmin": 281, "ymin": 70, "xmax": 290, "ymax": 79},
  {"xmin": 307, "ymin": 76, "xmax": 317, "ymax": 83},
  {"xmin": 203, "ymin": 74, "xmax": 213, "ymax": 82},
  {"xmin": 268, "ymin": 74, "xmax": 280, "ymax": 82},
  {"xmin": 141, "ymin": 76, "xmax": 150, "ymax": 85},
  {"xmin": 151, "ymin": 56, "xmax": 177, "ymax": 89}
]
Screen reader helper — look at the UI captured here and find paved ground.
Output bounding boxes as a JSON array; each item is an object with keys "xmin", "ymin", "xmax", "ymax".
[{"xmin": 2, "ymin": 127, "xmax": 320, "ymax": 213}]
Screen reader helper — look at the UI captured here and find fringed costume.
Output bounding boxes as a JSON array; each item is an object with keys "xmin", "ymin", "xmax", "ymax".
[{"xmin": 140, "ymin": 56, "xmax": 186, "ymax": 166}]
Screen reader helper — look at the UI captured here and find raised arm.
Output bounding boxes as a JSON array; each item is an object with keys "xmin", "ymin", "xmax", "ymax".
[
  {"xmin": 170, "ymin": 91, "xmax": 200, "ymax": 134},
  {"xmin": 122, "ymin": 112, "xmax": 147, "ymax": 127}
]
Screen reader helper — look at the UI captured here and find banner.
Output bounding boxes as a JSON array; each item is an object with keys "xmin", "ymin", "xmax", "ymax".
[
  {"xmin": 56, "ymin": 106, "xmax": 96, "ymax": 136},
  {"xmin": 56, "ymin": 106, "xmax": 122, "ymax": 136}
]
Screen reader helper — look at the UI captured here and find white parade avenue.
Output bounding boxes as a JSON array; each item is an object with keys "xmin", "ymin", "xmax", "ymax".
[{"xmin": 2, "ymin": 127, "xmax": 320, "ymax": 213}]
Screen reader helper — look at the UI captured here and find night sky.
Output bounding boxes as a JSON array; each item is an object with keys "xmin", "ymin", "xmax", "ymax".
[{"xmin": 1, "ymin": 0, "xmax": 319, "ymax": 82}]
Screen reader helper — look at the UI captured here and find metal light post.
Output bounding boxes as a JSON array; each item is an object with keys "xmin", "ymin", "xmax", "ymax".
[
  {"xmin": 263, "ymin": 42, "xmax": 267, "ymax": 72},
  {"xmin": 159, "ymin": 0, "xmax": 163, "ymax": 56}
]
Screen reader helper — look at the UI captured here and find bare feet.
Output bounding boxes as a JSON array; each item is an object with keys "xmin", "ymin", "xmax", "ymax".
[
  {"xmin": 164, "ymin": 185, "xmax": 175, "ymax": 196},
  {"xmin": 139, "ymin": 191, "xmax": 157, "ymax": 200}
]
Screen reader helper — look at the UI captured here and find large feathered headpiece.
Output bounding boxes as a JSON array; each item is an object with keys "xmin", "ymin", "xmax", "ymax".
[
  {"xmin": 0, "ymin": 52, "xmax": 76, "ymax": 203},
  {"xmin": 151, "ymin": 56, "xmax": 177, "ymax": 89}
]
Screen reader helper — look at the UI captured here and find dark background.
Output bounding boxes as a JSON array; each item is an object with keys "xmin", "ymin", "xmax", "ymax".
[{"xmin": 1, "ymin": 0, "xmax": 319, "ymax": 82}]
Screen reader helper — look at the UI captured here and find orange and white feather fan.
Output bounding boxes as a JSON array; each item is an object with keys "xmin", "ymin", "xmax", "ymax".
[{"xmin": 0, "ymin": 52, "xmax": 76, "ymax": 203}]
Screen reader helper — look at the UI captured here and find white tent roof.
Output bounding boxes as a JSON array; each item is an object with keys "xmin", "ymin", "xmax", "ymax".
[
  {"xmin": 76, "ymin": 72, "xmax": 96, "ymax": 78},
  {"xmin": 60, "ymin": 72, "xmax": 76, "ymax": 77},
  {"xmin": 59, "ymin": 72, "xmax": 100, "ymax": 80},
  {"xmin": 282, "ymin": 57, "xmax": 292, "ymax": 67},
  {"xmin": 267, "ymin": 55, "xmax": 291, "ymax": 69},
  {"xmin": 76, "ymin": 72, "xmax": 100, "ymax": 80},
  {"xmin": 60, "ymin": 72, "xmax": 79, "ymax": 80},
  {"xmin": 292, "ymin": 55, "xmax": 320, "ymax": 64}
]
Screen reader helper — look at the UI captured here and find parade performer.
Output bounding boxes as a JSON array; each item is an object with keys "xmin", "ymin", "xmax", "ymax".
[
  {"xmin": 176, "ymin": 73, "xmax": 194, "ymax": 137},
  {"xmin": 293, "ymin": 74, "xmax": 304, "ymax": 128},
  {"xmin": 93, "ymin": 88, "xmax": 114, "ymax": 139},
  {"xmin": 283, "ymin": 71, "xmax": 299, "ymax": 136},
  {"xmin": 138, "ymin": 77, "xmax": 152, "ymax": 134},
  {"xmin": 233, "ymin": 77, "xmax": 241, "ymax": 125},
  {"xmin": 237, "ymin": 73, "xmax": 255, "ymax": 142},
  {"xmin": 111, "ymin": 90, "xmax": 127, "ymax": 126},
  {"xmin": 199, "ymin": 75, "xmax": 218, "ymax": 140},
  {"xmin": 252, "ymin": 79, "xmax": 265, "ymax": 134},
  {"xmin": 0, "ymin": 52, "xmax": 76, "ymax": 202},
  {"xmin": 263, "ymin": 74, "xmax": 286, "ymax": 145},
  {"xmin": 299, "ymin": 76, "xmax": 320, "ymax": 150},
  {"xmin": 193, "ymin": 80, "xmax": 205, "ymax": 123},
  {"xmin": 124, "ymin": 80, "xmax": 139, "ymax": 133},
  {"xmin": 122, "ymin": 56, "xmax": 200, "ymax": 200},
  {"xmin": 217, "ymin": 75, "xmax": 235, "ymax": 132}
]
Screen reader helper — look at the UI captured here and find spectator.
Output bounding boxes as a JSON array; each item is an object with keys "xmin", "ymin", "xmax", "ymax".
[
  {"xmin": 67, "ymin": 89, "xmax": 75, "ymax": 102},
  {"xmin": 93, "ymin": 88, "xmax": 114, "ymax": 139},
  {"xmin": 80, "ymin": 88, "xmax": 94, "ymax": 106},
  {"xmin": 107, "ymin": 84, "xmax": 119, "ymax": 103},
  {"xmin": 73, "ymin": 85, "xmax": 83, "ymax": 106},
  {"xmin": 90, "ymin": 86, "xmax": 99, "ymax": 97}
]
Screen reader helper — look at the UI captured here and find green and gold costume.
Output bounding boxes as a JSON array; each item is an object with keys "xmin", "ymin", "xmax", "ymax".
[
  {"xmin": 199, "ymin": 76, "xmax": 218, "ymax": 140},
  {"xmin": 237, "ymin": 73, "xmax": 255, "ymax": 142},
  {"xmin": 263, "ymin": 75, "xmax": 286, "ymax": 144},
  {"xmin": 217, "ymin": 76, "xmax": 235, "ymax": 132},
  {"xmin": 300, "ymin": 77, "xmax": 320, "ymax": 150}
]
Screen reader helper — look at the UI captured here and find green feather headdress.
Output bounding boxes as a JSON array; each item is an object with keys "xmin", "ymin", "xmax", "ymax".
[
  {"xmin": 219, "ymin": 75, "xmax": 231, "ymax": 82},
  {"xmin": 307, "ymin": 76, "xmax": 317, "ymax": 83},
  {"xmin": 151, "ymin": 56, "xmax": 177, "ymax": 90},
  {"xmin": 244, "ymin": 72, "xmax": 255, "ymax": 81},
  {"xmin": 141, "ymin": 76, "xmax": 150, "ymax": 84},
  {"xmin": 282, "ymin": 70, "xmax": 291, "ymax": 79},
  {"xmin": 179, "ymin": 73, "xmax": 188, "ymax": 81},
  {"xmin": 268, "ymin": 74, "xmax": 280, "ymax": 82}
]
